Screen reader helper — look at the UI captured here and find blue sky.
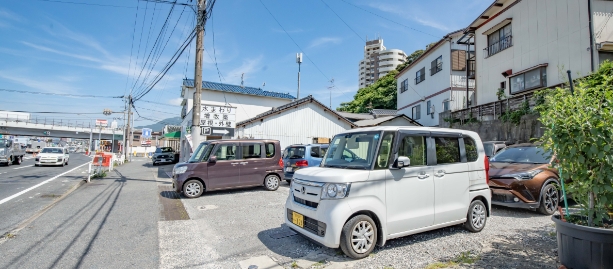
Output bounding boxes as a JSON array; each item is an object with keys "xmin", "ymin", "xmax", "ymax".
[{"xmin": 0, "ymin": 0, "xmax": 491, "ymax": 127}]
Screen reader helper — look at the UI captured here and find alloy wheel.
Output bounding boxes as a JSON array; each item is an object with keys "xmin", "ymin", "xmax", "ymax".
[
  {"xmin": 185, "ymin": 182, "xmax": 201, "ymax": 197},
  {"xmin": 544, "ymin": 186, "xmax": 559, "ymax": 213},
  {"xmin": 266, "ymin": 176, "xmax": 279, "ymax": 190},
  {"xmin": 471, "ymin": 203, "xmax": 486, "ymax": 229},
  {"xmin": 351, "ymin": 221, "xmax": 374, "ymax": 254}
]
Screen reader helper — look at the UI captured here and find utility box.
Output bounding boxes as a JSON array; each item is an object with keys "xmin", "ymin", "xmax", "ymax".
[{"xmin": 312, "ymin": 137, "xmax": 330, "ymax": 144}]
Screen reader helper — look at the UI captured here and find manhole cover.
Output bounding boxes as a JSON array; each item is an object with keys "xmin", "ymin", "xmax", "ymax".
[{"xmin": 197, "ymin": 205, "xmax": 218, "ymax": 211}]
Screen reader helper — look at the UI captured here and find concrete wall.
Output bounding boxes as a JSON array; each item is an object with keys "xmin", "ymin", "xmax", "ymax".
[{"xmin": 439, "ymin": 111, "xmax": 543, "ymax": 143}]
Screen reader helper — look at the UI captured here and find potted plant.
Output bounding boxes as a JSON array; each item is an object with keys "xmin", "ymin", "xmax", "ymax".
[{"xmin": 536, "ymin": 61, "xmax": 613, "ymax": 269}]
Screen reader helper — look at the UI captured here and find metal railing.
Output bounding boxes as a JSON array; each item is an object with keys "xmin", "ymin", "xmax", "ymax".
[
  {"xmin": 415, "ymin": 74, "xmax": 425, "ymax": 85},
  {"xmin": 484, "ymin": 35, "xmax": 513, "ymax": 58},
  {"xmin": 430, "ymin": 62, "xmax": 443, "ymax": 76},
  {"xmin": 447, "ymin": 91, "xmax": 534, "ymax": 122},
  {"xmin": 0, "ymin": 115, "xmax": 124, "ymax": 131},
  {"xmin": 468, "ymin": 59, "xmax": 476, "ymax": 78}
]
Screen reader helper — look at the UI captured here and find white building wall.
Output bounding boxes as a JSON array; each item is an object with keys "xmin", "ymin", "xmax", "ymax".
[
  {"xmin": 397, "ymin": 36, "xmax": 473, "ymax": 127},
  {"xmin": 475, "ymin": 0, "xmax": 593, "ymax": 105},
  {"xmin": 237, "ymin": 102, "xmax": 353, "ymax": 149}
]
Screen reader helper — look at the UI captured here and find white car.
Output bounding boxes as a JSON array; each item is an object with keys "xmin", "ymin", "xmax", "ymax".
[
  {"xmin": 285, "ymin": 126, "xmax": 491, "ymax": 259},
  {"xmin": 35, "ymin": 147, "xmax": 70, "ymax": 167}
]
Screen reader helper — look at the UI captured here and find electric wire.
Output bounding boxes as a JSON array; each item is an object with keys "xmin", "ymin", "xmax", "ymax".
[
  {"xmin": 131, "ymin": 0, "xmax": 161, "ymax": 96},
  {"xmin": 123, "ymin": 0, "xmax": 141, "ymax": 97},
  {"xmin": 139, "ymin": 99, "xmax": 181, "ymax": 107},
  {"xmin": 319, "ymin": 0, "xmax": 365, "ymax": 42},
  {"xmin": 338, "ymin": 0, "xmax": 440, "ymax": 38},
  {"xmin": 0, "ymin": 88, "xmax": 123, "ymax": 98},
  {"xmin": 211, "ymin": 12, "xmax": 225, "ymax": 83},
  {"xmin": 258, "ymin": 0, "xmax": 330, "ymax": 81}
]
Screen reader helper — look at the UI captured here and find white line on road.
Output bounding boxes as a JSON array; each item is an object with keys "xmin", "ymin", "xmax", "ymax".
[
  {"xmin": 13, "ymin": 165, "xmax": 34, "ymax": 170},
  {"xmin": 0, "ymin": 162, "xmax": 90, "ymax": 206}
]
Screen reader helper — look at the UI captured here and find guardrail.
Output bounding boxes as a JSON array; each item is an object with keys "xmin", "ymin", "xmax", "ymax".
[{"xmin": 0, "ymin": 116, "xmax": 124, "ymax": 130}]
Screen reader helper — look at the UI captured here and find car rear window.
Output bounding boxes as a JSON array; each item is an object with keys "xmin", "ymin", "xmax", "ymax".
[
  {"xmin": 285, "ymin": 147, "xmax": 306, "ymax": 159},
  {"xmin": 265, "ymin": 143, "xmax": 275, "ymax": 158},
  {"xmin": 464, "ymin": 137, "xmax": 479, "ymax": 162},
  {"xmin": 433, "ymin": 137, "xmax": 461, "ymax": 164}
]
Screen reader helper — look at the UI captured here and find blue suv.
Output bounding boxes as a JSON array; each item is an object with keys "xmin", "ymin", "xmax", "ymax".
[{"xmin": 282, "ymin": 144, "xmax": 329, "ymax": 183}]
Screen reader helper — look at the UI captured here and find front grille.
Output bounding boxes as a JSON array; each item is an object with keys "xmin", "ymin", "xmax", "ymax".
[
  {"xmin": 294, "ymin": 196, "xmax": 319, "ymax": 208},
  {"xmin": 287, "ymin": 209, "xmax": 326, "ymax": 237},
  {"xmin": 492, "ymin": 193, "xmax": 514, "ymax": 202},
  {"xmin": 157, "ymin": 155, "xmax": 169, "ymax": 159}
]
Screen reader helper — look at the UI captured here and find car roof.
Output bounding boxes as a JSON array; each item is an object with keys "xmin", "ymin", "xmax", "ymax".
[
  {"xmin": 340, "ymin": 126, "xmax": 479, "ymax": 137},
  {"xmin": 287, "ymin": 144, "xmax": 329, "ymax": 147},
  {"xmin": 203, "ymin": 139, "xmax": 279, "ymax": 143}
]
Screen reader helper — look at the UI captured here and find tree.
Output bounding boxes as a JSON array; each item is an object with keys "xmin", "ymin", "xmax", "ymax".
[
  {"xmin": 395, "ymin": 42, "xmax": 438, "ymax": 72},
  {"xmin": 337, "ymin": 70, "xmax": 398, "ymax": 113}
]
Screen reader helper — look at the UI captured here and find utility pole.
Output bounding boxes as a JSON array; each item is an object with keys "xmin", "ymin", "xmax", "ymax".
[
  {"xmin": 191, "ymin": 0, "xmax": 206, "ymax": 149},
  {"xmin": 126, "ymin": 95, "xmax": 132, "ymax": 162},
  {"xmin": 296, "ymin": 53, "xmax": 302, "ymax": 99}
]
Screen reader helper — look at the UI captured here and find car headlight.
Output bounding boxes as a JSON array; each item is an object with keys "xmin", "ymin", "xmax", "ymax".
[
  {"xmin": 321, "ymin": 183, "xmax": 351, "ymax": 199},
  {"xmin": 173, "ymin": 166, "xmax": 188, "ymax": 175},
  {"xmin": 501, "ymin": 169, "xmax": 543, "ymax": 181}
]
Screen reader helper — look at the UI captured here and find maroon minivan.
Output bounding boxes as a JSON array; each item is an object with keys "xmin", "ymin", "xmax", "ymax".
[{"xmin": 172, "ymin": 139, "xmax": 283, "ymax": 198}]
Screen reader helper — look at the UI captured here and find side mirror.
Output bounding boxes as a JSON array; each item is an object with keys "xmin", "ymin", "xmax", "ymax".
[
  {"xmin": 208, "ymin": 156, "xmax": 217, "ymax": 163},
  {"xmin": 397, "ymin": 156, "xmax": 410, "ymax": 168}
]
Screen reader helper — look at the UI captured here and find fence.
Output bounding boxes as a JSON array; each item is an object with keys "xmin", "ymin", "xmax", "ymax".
[{"xmin": 447, "ymin": 91, "xmax": 536, "ymax": 123}]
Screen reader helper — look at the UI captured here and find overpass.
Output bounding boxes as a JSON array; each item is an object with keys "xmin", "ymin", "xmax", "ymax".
[{"xmin": 0, "ymin": 119, "xmax": 122, "ymax": 140}]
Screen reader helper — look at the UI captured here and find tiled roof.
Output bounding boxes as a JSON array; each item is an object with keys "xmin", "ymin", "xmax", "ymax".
[
  {"xmin": 336, "ymin": 111, "xmax": 374, "ymax": 121},
  {"xmin": 236, "ymin": 95, "xmax": 357, "ymax": 127},
  {"xmin": 354, "ymin": 114, "xmax": 421, "ymax": 127},
  {"xmin": 183, "ymin": 79, "xmax": 295, "ymax": 100},
  {"xmin": 370, "ymin": 109, "xmax": 398, "ymax": 116}
]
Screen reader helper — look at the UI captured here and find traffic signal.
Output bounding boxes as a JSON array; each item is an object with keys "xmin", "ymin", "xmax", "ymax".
[{"xmin": 103, "ymin": 109, "xmax": 112, "ymax": 116}]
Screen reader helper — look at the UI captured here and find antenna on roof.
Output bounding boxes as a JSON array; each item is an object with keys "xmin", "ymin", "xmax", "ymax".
[
  {"xmin": 262, "ymin": 82, "xmax": 266, "ymax": 87},
  {"xmin": 327, "ymin": 78, "xmax": 335, "ymax": 109}
]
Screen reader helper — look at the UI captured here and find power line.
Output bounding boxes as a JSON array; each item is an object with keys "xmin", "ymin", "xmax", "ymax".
[
  {"xmin": 131, "ymin": 0, "xmax": 161, "ymax": 96},
  {"xmin": 0, "ymin": 88, "xmax": 123, "ymax": 98},
  {"xmin": 338, "ymin": 0, "xmax": 440, "ymax": 38},
  {"xmin": 123, "ymin": 0, "xmax": 141, "ymax": 97},
  {"xmin": 319, "ymin": 0, "xmax": 365, "ymax": 42},
  {"xmin": 27, "ymin": 0, "xmax": 135, "ymax": 8},
  {"xmin": 258, "ymin": 0, "xmax": 330, "ymax": 81},
  {"xmin": 138, "ymin": 99, "xmax": 181, "ymax": 107},
  {"xmin": 211, "ymin": 12, "xmax": 226, "ymax": 83},
  {"xmin": 2, "ymin": 110, "xmax": 103, "ymax": 114}
]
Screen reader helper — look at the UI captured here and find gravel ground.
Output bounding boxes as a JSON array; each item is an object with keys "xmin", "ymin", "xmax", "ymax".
[{"xmin": 162, "ymin": 165, "xmax": 559, "ymax": 269}]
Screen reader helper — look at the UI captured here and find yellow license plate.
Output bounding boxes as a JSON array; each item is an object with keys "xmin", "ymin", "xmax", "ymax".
[{"xmin": 292, "ymin": 211, "xmax": 304, "ymax": 228}]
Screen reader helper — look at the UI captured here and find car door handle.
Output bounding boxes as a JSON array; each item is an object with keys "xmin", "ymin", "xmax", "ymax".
[
  {"xmin": 240, "ymin": 162, "xmax": 248, "ymax": 165},
  {"xmin": 434, "ymin": 170, "xmax": 446, "ymax": 177},
  {"xmin": 417, "ymin": 173, "xmax": 430, "ymax": 179},
  {"xmin": 231, "ymin": 162, "xmax": 239, "ymax": 165}
]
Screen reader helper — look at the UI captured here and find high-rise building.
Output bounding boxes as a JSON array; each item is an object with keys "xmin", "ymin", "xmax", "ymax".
[{"xmin": 358, "ymin": 38, "xmax": 407, "ymax": 89}]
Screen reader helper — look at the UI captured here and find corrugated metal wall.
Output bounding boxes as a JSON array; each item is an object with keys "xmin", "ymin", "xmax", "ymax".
[
  {"xmin": 238, "ymin": 102, "xmax": 353, "ymax": 150},
  {"xmin": 163, "ymin": 139, "xmax": 180, "ymax": 151}
]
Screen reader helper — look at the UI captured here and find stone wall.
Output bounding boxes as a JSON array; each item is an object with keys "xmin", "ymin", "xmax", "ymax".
[{"xmin": 439, "ymin": 111, "xmax": 544, "ymax": 143}]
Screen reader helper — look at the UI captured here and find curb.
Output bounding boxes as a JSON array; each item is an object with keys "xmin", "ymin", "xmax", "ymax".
[{"xmin": 0, "ymin": 179, "xmax": 87, "ymax": 245}]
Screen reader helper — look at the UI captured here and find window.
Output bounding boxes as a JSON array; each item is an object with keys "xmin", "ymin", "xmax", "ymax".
[
  {"xmin": 427, "ymin": 100, "xmax": 432, "ymax": 115},
  {"xmin": 412, "ymin": 105, "xmax": 421, "ymax": 120},
  {"xmin": 434, "ymin": 137, "xmax": 460, "ymax": 164},
  {"xmin": 311, "ymin": 146, "xmax": 321, "ymax": 158},
  {"xmin": 213, "ymin": 144, "xmax": 237, "ymax": 161},
  {"xmin": 415, "ymin": 67, "xmax": 425, "ymax": 84},
  {"xmin": 400, "ymin": 79, "xmax": 408, "ymax": 93},
  {"xmin": 430, "ymin": 56, "xmax": 443, "ymax": 75},
  {"xmin": 284, "ymin": 146, "xmax": 305, "ymax": 159},
  {"xmin": 486, "ymin": 23, "xmax": 512, "ymax": 57},
  {"xmin": 443, "ymin": 100, "xmax": 450, "ymax": 112},
  {"xmin": 265, "ymin": 143, "xmax": 275, "ymax": 158},
  {"xmin": 463, "ymin": 137, "xmax": 479, "ymax": 162},
  {"xmin": 242, "ymin": 144, "xmax": 262, "ymax": 159},
  {"xmin": 375, "ymin": 132, "xmax": 395, "ymax": 170},
  {"xmin": 509, "ymin": 67, "xmax": 547, "ymax": 94},
  {"xmin": 398, "ymin": 136, "xmax": 427, "ymax": 166}
]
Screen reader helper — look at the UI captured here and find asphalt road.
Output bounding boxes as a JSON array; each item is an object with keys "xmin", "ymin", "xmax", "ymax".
[{"xmin": 0, "ymin": 153, "xmax": 92, "ymax": 235}]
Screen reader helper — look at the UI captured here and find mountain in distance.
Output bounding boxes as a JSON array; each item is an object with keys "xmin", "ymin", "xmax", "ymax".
[{"xmin": 136, "ymin": 117, "xmax": 182, "ymax": 132}]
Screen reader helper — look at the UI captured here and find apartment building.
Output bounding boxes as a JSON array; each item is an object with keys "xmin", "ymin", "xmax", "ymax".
[
  {"xmin": 395, "ymin": 30, "xmax": 475, "ymax": 126},
  {"xmin": 464, "ymin": 0, "xmax": 613, "ymax": 106},
  {"xmin": 358, "ymin": 38, "xmax": 407, "ymax": 89}
]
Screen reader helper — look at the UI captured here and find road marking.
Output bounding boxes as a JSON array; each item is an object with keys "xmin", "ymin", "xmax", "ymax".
[
  {"xmin": 13, "ymin": 165, "xmax": 34, "ymax": 170},
  {"xmin": 0, "ymin": 162, "xmax": 90, "ymax": 206}
]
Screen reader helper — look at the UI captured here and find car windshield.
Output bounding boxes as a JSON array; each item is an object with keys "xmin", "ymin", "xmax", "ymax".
[
  {"xmin": 41, "ymin": 148, "xmax": 63, "ymax": 154},
  {"xmin": 490, "ymin": 146, "xmax": 553, "ymax": 164},
  {"xmin": 284, "ymin": 147, "xmax": 305, "ymax": 159},
  {"xmin": 188, "ymin": 142, "xmax": 212, "ymax": 163},
  {"xmin": 483, "ymin": 143, "xmax": 494, "ymax": 157},
  {"xmin": 0, "ymin": 140, "xmax": 6, "ymax": 147},
  {"xmin": 155, "ymin": 147, "xmax": 173, "ymax": 153},
  {"xmin": 321, "ymin": 131, "xmax": 380, "ymax": 169}
]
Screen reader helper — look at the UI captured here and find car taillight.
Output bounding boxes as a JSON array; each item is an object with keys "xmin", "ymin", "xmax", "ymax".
[
  {"xmin": 484, "ymin": 157, "xmax": 490, "ymax": 184},
  {"xmin": 296, "ymin": 160, "xmax": 308, "ymax": 167},
  {"xmin": 279, "ymin": 159, "xmax": 283, "ymax": 168}
]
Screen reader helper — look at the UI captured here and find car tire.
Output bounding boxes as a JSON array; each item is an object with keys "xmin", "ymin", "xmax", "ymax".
[
  {"xmin": 340, "ymin": 214, "xmax": 377, "ymax": 259},
  {"xmin": 13, "ymin": 156, "xmax": 22, "ymax": 165},
  {"xmin": 538, "ymin": 183, "xmax": 559, "ymax": 215},
  {"xmin": 464, "ymin": 199, "xmax": 487, "ymax": 232},
  {"xmin": 286, "ymin": 179, "xmax": 291, "ymax": 184},
  {"xmin": 264, "ymin": 174, "xmax": 280, "ymax": 191},
  {"xmin": 183, "ymin": 179, "xmax": 204, "ymax": 198},
  {"xmin": 61, "ymin": 160, "xmax": 65, "ymax": 167},
  {"xmin": 7, "ymin": 156, "xmax": 12, "ymax": 166}
]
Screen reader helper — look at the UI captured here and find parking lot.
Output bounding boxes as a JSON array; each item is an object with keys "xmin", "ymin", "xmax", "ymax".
[{"xmin": 156, "ymin": 165, "xmax": 558, "ymax": 269}]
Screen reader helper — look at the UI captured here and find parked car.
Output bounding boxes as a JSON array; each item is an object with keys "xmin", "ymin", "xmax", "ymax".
[
  {"xmin": 482, "ymin": 141, "xmax": 510, "ymax": 157},
  {"xmin": 35, "ymin": 147, "xmax": 69, "ymax": 167},
  {"xmin": 152, "ymin": 147, "xmax": 177, "ymax": 166},
  {"xmin": 488, "ymin": 143, "xmax": 559, "ymax": 215},
  {"xmin": 285, "ymin": 126, "xmax": 491, "ymax": 259},
  {"xmin": 282, "ymin": 144, "xmax": 329, "ymax": 183},
  {"xmin": 172, "ymin": 139, "xmax": 283, "ymax": 198},
  {"xmin": 0, "ymin": 138, "xmax": 25, "ymax": 166}
]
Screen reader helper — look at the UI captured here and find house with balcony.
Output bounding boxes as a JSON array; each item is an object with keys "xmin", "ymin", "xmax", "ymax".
[
  {"xmin": 464, "ymin": 0, "xmax": 613, "ymax": 107},
  {"xmin": 395, "ymin": 30, "xmax": 475, "ymax": 126}
]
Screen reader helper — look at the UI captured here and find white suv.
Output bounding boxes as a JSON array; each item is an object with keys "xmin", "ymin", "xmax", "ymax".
[{"xmin": 285, "ymin": 126, "xmax": 491, "ymax": 258}]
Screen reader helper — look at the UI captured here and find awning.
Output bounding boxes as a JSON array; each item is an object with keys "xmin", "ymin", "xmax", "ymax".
[
  {"xmin": 482, "ymin": 18, "xmax": 512, "ymax": 36},
  {"xmin": 163, "ymin": 131, "xmax": 181, "ymax": 138}
]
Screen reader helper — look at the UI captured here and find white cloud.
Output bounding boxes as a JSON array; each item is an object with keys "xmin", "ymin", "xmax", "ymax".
[
  {"xmin": 367, "ymin": 2, "xmax": 452, "ymax": 32},
  {"xmin": 0, "ymin": 72, "xmax": 79, "ymax": 94},
  {"xmin": 169, "ymin": 97, "xmax": 183, "ymax": 106},
  {"xmin": 308, "ymin": 37, "xmax": 342, "ymax": 49},
  {"xmin": 413, "ymin": 17, "xmax": 451, "ymax": 32},
  {"xmin": 226, "ymin": 56, "xmax": 264, "ymax": 84}
]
